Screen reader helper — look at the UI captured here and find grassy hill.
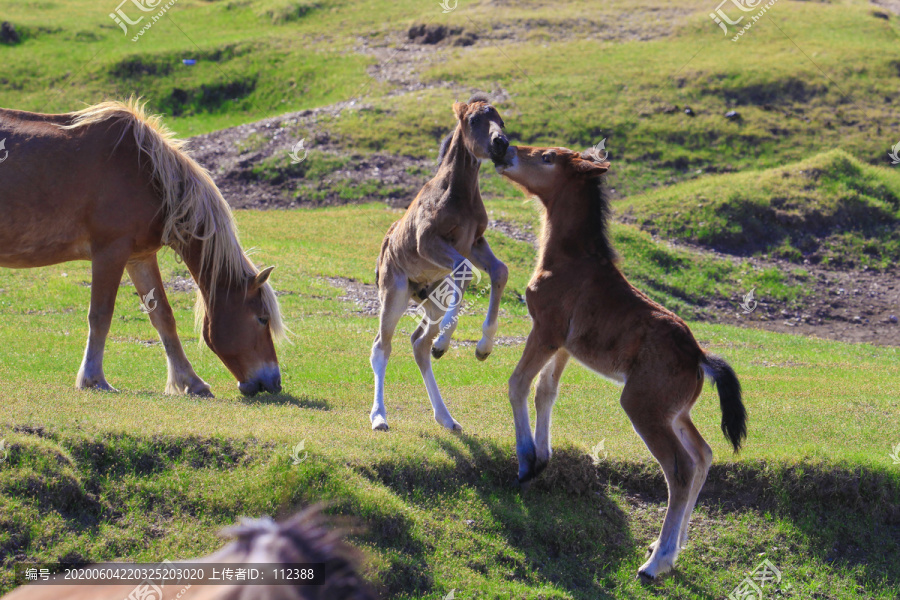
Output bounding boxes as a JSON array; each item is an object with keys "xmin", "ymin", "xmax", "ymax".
[
  {"xmin": 2, "ymin": 0, "xmax": 899, "ymax": 196},
  {"xmin": 621, "ymin": 150, "xmax": 900, "ymax": 269}
]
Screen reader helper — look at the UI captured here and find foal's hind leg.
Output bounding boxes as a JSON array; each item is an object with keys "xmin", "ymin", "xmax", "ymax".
[
  {"xmin": 412, "ymin": 301, "xmax": 461, "ymax": 431},
  {"xmin": 620, "ymin": 380, "xmax": 698, "ymax": 581},
  {"xmin": 674, "ymin": 402, "xmax": 712, "ymax": 550},
  {"xmin": 465, "ymin": 236, "xmax": 509, "ymax": 361},
  {"xmin": 370, "ymin": 269, "xmax": 411, "ymax": 431},
  {"xmin": 126, "ymin": 256, "xmax": 212, "ymax": 397},
  {"xmin": 76, "ymin": 243, "xmax": 131, "ymax": 392}
]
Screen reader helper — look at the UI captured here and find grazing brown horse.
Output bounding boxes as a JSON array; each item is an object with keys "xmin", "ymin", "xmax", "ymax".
[
  {"xmin": 0, "ymin": 99, "xmax": 284, "ymax": 396},
  {"xmin": 493, "ymin": 145, "xmax": 747, "ymax": 581},
  {"xmin": 370, "ymin": 94, "xmax": 509, "ymax": 431},
  {"xmin": 2, "ymin": 507, "xmax": 376, "ymax": 600}
]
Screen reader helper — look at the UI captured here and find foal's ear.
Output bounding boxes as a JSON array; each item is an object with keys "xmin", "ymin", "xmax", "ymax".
[
  {"xmin": 573, "ymin": 158, "xmax": 610, "ymax": 178},
  {"xmin": 250, "ymin": 266, "xmax": 275, "ymax": 291},
  {"xmin": 453, "ymin": 101, "xmax": 468, "ymax": 121}
]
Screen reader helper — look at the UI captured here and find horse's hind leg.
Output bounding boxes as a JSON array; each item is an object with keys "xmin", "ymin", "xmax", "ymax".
[
  {"xmin": 370, "ymin": 268, "xmax": 410, "ymax": 431},
  {"xmin": 466, "ymin": 236, "xmax": 509, "ymax": 361},
  {"xmin": 76, "ymin": 243, "xmax": 131, "ymax": 392},
  {"xmin": 126, "ymin": 255, "xmax": 212, "ymax": 397},
  {"xmin": 412, "ymin": 301, "xmax": 461, "ymax": 431},
  {"xmin": 620, "ymin": 378, "xmax": 698, "ymax": 581},
  {"xmin": 674, "ymin": 389, "xmax": 712, "ymax": 549}
]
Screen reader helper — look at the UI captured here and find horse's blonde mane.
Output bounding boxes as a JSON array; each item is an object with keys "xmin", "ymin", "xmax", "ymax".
[{"xmin": 61, "ymin": 98, "xmax": 285, "ymax": 341}]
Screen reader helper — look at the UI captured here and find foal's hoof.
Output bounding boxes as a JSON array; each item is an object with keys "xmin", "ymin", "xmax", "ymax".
[
  {"xmin": 431, "ymin": 346, "xmax": 446, "ymax": 360},
  {"xmin": 475, "ymin": 349, "xmax": 490, "ymax": 361},
  {"xmin": 371, "ymin": 415, "xmax": 389, "ymax": 431},
  {"xmin": 79, "ymin": 379, "xmax": 118, "ymax": 393}
]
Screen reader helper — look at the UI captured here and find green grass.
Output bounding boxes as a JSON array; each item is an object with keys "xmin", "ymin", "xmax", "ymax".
[
  {"xmin": 621, "ymin": 150, "xmax": 900, "ymax": 269},
  {"xmin": 1, "ymin": 208, "xmax": 898, "ymax": 599}
]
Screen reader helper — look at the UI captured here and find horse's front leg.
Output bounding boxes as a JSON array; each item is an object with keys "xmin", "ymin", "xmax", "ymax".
[
  {"xmin": 76, "ymin": 243, "xmax": 132, "ymax": 392},
  {"xmin": 126, "ymin": 255, "xmax": 212, "ymax": 397},
  {"xmin": 467, "ymin": 236, "xmax": 508, "ymax": 361}
]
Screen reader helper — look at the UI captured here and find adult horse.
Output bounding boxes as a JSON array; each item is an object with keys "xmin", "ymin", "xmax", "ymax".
[
  {"xmin": 370, "ymin": 94, "xmax": 510, "ymax": 431},
  {"xmin": 2, "ymin": 507, "xmax": 376, "ymax": 600},
  {"xmin": 493, "ymin": 144, "xmax": 747, "ymax": 581},
  {"xmin": 0, "ymin": 99, "xmax": 284, "ymax": 396}
]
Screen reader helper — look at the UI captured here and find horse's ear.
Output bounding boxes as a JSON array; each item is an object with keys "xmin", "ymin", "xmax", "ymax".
[
  {"xmin": 250, "ymin": 266, "xmax": 275, "ymax": 291},
  {"xmin": 453, "ymin": 101, "xmax": 468, "ymax": 121},
  {"xmin": 573, "ymin": 158, "xmax": 609, "ymax": 178}
]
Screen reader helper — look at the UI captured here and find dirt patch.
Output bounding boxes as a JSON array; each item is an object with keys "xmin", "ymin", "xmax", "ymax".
[
  {"xmin": 684, "ymin": 245, "xmax": 900, "ymax": 346},
  {"xmin": 188, "ymin": 104, "xmax": 435, "ymax": 209},
  {"xmin": 871, "ymin": 0, "xmax": 900, "ymax": 16}
]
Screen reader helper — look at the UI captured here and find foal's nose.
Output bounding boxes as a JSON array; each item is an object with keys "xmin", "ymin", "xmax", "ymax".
[{"xmin": 491, "ymin": 135, "xmax": 509, "ymax": 157}]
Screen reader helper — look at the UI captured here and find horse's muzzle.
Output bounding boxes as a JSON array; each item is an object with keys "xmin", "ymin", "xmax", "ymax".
[
  {"xmin": 239, "ymin": 364, "xmax": 282, "ymax": 396},
  {"xmin": 490, "ymin": 135, "xmax": 509, "ymax": 162}
]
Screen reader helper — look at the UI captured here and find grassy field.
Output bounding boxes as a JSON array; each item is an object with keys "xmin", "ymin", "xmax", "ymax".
[
  {"xmin": 2, "ymin": 0, "xmax": 900, "ymax": 598},
  {"xmin": 1, "ymin": 207, "xmax": 899, "ymax": 599}
]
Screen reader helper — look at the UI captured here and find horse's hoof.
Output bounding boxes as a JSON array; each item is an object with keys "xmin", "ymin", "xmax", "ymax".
[
  {"xmin": 189, "ymin": 385, "xmax": 214, "ymax": 398},
  {"xmin": 475, "ymin": 349, "xmax": 490, "ymax": 361},
  {"xmin": 371, "ymin": 415, "xmax": 389, "ymax": 431},
  {"xmin": 431, "ymin": 347, "xmax": 446, "ymax": 360}
]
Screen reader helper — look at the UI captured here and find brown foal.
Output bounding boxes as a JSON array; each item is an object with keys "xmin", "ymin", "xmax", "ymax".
[
  {"xmin": 493, "ymin": 145, "xmax": 747, "ymax": 581},
  {"xmin": 370, "ymin": 94, "xmax": 510, "ymax": 431}
]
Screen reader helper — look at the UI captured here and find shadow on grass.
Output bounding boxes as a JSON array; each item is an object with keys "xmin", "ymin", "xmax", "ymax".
[
  {"xmin": 357, "ymin": 434, "xmax": 900, "ymax": 598},
  {"xmin": 240, "ymin": 393, "xmax": 330, "ymax": 410}
]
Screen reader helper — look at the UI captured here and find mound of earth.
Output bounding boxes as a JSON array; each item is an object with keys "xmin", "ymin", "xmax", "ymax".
[{"xmin": 621, "ymin": 150, "xmax": 900, "ymax": 271}]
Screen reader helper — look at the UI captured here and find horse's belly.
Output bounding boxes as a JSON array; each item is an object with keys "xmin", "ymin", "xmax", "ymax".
[{"xmin": 0, "ymin": 228, "xmax": 91, "ymax": 268}]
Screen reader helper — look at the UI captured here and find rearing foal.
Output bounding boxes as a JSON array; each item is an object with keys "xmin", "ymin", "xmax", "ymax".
[
  {"xmin": 370, "ymin": 94, "xmax": 510, "ymax": 431},
  {"xmin": 493, "ymin": 145, "xmax": 747, "ymax": 581}
]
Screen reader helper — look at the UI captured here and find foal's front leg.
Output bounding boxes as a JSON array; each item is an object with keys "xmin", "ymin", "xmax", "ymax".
[
  {"xmin": 76, "ymin": 243, "xmax": 131, "ymax": 392},
  {"xmin": 508, "ymin": 330, "xmax": 557, "ymax": 483},
  {"xmin": 533, "ymin": 350, "xmax": 569, "ymax": 472},
  {"xmin": 411, "ymin": 301, "xmax": 462, "ymax": 431},
  {"xmin": 466, "ymin": 236, "xmax": 508, "ymax": 361},
  {"xmin": 126, "ymin": 256, "xmax": 212, "ymax": 397}
]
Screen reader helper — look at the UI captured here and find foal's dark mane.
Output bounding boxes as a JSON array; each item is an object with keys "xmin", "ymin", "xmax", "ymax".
[
  {"xmin": 436, "ymin": 92, "xmax": 494, "ymax": 166},
  {"xmin": 573, "ymin": 169, "xmax": 618, "ymax": 262}
]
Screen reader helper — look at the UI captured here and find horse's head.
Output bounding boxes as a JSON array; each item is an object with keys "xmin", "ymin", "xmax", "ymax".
[
  {"xmin": 493, "ymin": 144, "xmax": 610, "ymax": 204},
  {"xmin": 200, "ymin": 266, "xmax": 284, "ymax": 396},
  {"xmin": 452, "ymin": 94, "xmax": 509, "ymax": 162}
]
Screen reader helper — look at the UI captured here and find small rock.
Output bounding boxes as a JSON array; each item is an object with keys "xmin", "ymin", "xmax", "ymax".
[
  {"xmin": 684, "ymin": 107, "xmax": 695, "ymax": 116},
  {"xmin": 725, "ymin": 110, "xmax": 741, "ymax": 120},
  {"xmin": 890, "ymin": 315, "xmax": 898, "ymax": 324},
  {"xmin": 0, "ymin": 22, "xmax": 20, "ymax": 45},
  {"xmin": 852, "ymin": 316, "xmax": 862, "ymax": 323}
]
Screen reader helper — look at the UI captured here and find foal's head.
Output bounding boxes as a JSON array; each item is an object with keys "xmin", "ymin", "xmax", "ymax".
[
  {"xmin": 492, "ymin": 145, "xmax": 610, "ymax": 202},
  {"xmin": 448, "ymin": 93, "xmax": 509, "ymax": 163}
]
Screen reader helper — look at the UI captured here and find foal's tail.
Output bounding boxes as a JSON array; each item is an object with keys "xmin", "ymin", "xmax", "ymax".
[{"xmin": 700, "ymin": 353, "xmax": 747, "ymax": 452}]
